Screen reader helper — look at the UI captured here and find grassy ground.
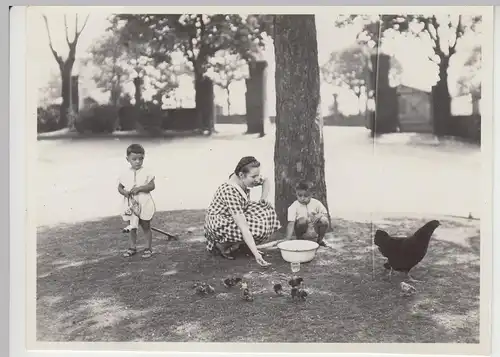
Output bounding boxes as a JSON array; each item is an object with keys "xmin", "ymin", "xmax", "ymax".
[{"xmin": 37, "ymin": 210, "xmax": 480, "ymax": 343}]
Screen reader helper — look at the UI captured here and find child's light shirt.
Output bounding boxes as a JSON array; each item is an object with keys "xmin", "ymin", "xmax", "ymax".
[
  {"xmin": 118, "ymin": 166, "xmax": 155, "ymax": 191},
  {"xmin": 287, "ymin": 198, "xmax": 327, "ymax": 222},
  {"xmin": 118, "ymin": 166, "xmax": 156, "ymax": 222}
]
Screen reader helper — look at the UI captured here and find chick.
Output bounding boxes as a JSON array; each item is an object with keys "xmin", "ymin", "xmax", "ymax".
[
  {"xmin": 240, "ymin": 282, "xmax": 254, "ymax": 302},
  {"xmin": 297, "ymin": 289, "xmax": 308, "ymax": 301},
  {"xmin": 223, "ymin": 277, "xmax": 242, "ymax": 288},
  {"xmin": 193, "ymin": 282, "xmax": 207, "ymax": 295},
  {"xmin": 288, "ymin": 276, "xmax": 304, "ymax": 288},
  {"xmin": 273, "ymin": 282, "xmax": 283, "ymax": 296},
  {"xmin": 193, "ymin": 282, "xmax": 215, "ymax": 295},
  {"xmin": 204, "ymin": 283, "xmax": 215, "ymax": 294},
  {"xmin": 400, "ymin": 281, "xmax": 417, "ymax": 297}
]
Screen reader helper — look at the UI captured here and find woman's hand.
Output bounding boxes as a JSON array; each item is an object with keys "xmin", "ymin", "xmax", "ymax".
[
  {"xmin": 259, "ymin": 198, "xmax": 272, "ymax": 209},
  {"xmin": 254, "ymin": 252, "xmax": 271, "ymax": 267}
]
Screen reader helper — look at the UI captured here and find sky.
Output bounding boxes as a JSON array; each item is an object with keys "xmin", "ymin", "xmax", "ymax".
[{"xmin": 31, "ymin": 9, "xmax": 482, "ymax": 116}]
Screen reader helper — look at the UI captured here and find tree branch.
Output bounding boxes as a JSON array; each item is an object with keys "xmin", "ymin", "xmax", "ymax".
[
  {"xmin": 42, "ymin": 14, "xmax": 64, "ymax": 67},
  {"xmin": 428, "ymin": 55, "xmax": 439, "ymax": 64},
  {"xmin": 74, "ymin": 14, "xmax": 78, "ymax": 42},
  {"xmin": 449, "ymin": 15, "xmax": 462, "ymax": 56},
  {"xmin": 64, "ymin": 15, "xmax": 71, "ymax": 45},
  {"xmin": 429, "ymin": 16, "xmax": 444, "ymax": 57},
  {"xmin": 75, "ymin": 14, "xmax": 90, "ymax": 42}
]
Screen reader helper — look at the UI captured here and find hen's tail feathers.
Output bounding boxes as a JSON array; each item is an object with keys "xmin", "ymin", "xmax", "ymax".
[{"xmin": 374, "ymin": 229, "xmax": 389, "ymax": 246}]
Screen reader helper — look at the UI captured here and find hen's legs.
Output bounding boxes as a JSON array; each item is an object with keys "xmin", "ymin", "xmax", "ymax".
[{"xmin": 406, "ymin": 271, "xmax": 423, "ymax": 283}]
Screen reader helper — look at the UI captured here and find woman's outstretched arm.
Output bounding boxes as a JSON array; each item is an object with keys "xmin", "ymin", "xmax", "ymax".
[{"xmin": 232, "ymin": 213, "xmax": 259, "ymax": 255}]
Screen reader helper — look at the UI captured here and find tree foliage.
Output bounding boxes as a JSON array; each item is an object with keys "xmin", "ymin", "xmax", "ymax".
[
  {"xmin": 321, "ymin": 44, "xmax": 403, "ymax": 104},
  {"xmin": 112, "ymin": 14, "xmax": 270, "ymax": 132},
  {"xmin": 113, "ymin": 14, "xmax": 268, "ymax": 73},
  {"xmin": 336, "ymin": 14, "xmax": 481, "ymax": 69},
  {"xmin": 206, "ymin": 51, "xmax": 249, "ymax": 114},
  {"xmin": 337, "ymin": 13, "xmax": 482, "ymax": 135},
  {"xmin": 83, "ymin": 16, "xmax": 183, "ymax": 107},
  {"xmin": 457, "ymin": 45, "xmax": 481, "ymax": 98}
]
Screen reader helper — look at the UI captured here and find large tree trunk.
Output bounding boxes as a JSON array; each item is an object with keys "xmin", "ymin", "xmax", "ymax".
[
  {"xmin": 70, "ymin": 75, "xmax": 79, "ymax": 114},
  {"xmin": 59, "ymin": 64, "xmax": 72, "ymax": 129},
  {"xmin": 133, "ymin": 77, "xmax": 143, "ymax": 108},
  {"xmin": 432, "ymin": 56, "xmax": 452, "ymax": 137},
  {"xmin": 193, "ymin": 65, "xmax": 215, "ymax": 134},
  {"xmin": 332, "ymin": 93, "xmax": 339, "ymax": 116},
  {"xmin": 110, "ymin": 87, "xmax": 121, "ymax": 107},
  {"xmin": 245, "ymin": 60, "xmax": 267, "ymax": 137},
  {"xmin": 273, "ymin": 15, "xmax": 330, "ymax": 226}
]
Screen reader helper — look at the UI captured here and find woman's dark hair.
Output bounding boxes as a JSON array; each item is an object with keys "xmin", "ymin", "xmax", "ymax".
[
  {"xmin": 234, "ymin": 156, "xmax": 260, "ymax": 176},
  {"xmin": 126, "ymin": 144, "xmax": 145, "ymax": 156}
]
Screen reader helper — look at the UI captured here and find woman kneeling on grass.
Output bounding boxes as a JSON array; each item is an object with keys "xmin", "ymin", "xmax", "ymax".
[{"xmin": 204, "ymin": 156, "xmax": 281, "ymax": 267}]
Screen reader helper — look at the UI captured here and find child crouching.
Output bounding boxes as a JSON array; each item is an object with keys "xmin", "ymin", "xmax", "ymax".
[{"xmin": 285, "ymin": 180, "xmax": 329, "ymax": 246}]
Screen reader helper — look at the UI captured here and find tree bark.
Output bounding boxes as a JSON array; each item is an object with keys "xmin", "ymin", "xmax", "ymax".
[
  {"xmin": 273, "ymin": 15, "xmax": 330, "ymax": 226},
  {"xmin": 245, "ymin": 60, "xmax": 267, "ymax": 137},
  {"xmin": 70, "ymin": 75, "xmax": 79, "ymax": 114},
  {"xmin": 59, "ymin": 64, "xmax": 73, "ymax": 128},
  {"xmin": 226, "ymin": 87, "xmax": 231, "ymax": 115},
  {"xmin": 133, "ymin": 77, "xmax": 144, "ymax": 109},
  {"xmin": 431, "ymin": 56, "xmax": 452, "ymax": 137},
  {"xmin": 332, "ymin": 93, "xmax": 339, "ymax": 116},
  {"xmin": 194, "ymin": 73, "xmax": 215, "ymax": 133}
]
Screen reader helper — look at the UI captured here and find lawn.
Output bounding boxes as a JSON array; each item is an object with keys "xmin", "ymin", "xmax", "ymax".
[{"xmin": 36, "ymin": 209, "xmax": 480, "ymax": 343}]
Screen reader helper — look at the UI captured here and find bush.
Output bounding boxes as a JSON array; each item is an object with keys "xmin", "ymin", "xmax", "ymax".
[
  {"xmin": 74, "ymin": 105, "xmax": 118, "ymax": 134},
  {"xmin": 136, "ymin": 102, "xmax": 164, "ymax": 135},
  {"xmin": 37, "ymin": 104, "xmax": 61, "ymax": 133},
  {"xmin": 117, "ymin": 105, "xmax": 138, "ymax": 131}
]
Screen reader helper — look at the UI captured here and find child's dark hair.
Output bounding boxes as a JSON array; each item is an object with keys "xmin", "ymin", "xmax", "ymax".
[
  {"xmin": 126, "ymin": 144, "xmax": 145, "ymax": 156},
  {"xmin": 295, "ymin": 180, "xmax": 314, "ymax": 193}
]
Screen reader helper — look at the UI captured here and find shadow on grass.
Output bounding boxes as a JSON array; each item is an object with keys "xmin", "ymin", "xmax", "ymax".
[{"xmin": 37, "ymin": 211, "xmax": 480, "ymax": 343}]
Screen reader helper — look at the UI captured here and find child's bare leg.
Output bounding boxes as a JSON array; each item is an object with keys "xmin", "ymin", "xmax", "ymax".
[
  {"xmin": 314, "ymin": 216, "xmax": 330, "ymax": 245},
  {"xmin": 140, "ymin": 220, "xmax": 153, "ymax": 257},
  {"xmin": 123, "ymin": 228, "xmax": 138, "ymax": 257},
  {"xmin": 294, "ymin": 218, "xmax": 309, "ymax": 239}
]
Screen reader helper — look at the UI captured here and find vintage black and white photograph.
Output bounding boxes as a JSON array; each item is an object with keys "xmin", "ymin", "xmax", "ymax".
[{"xmin": 30, "ymin": 5, "xmax": 492, "ymax": 350}]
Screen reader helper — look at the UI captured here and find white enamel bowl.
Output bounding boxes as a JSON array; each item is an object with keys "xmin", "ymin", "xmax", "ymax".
[{"xmin": 277, "ymin": 240, "xmax": 319, "ymax": 263}]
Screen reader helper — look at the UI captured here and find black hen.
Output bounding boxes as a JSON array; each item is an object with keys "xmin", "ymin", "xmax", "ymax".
[{"xmin": 374, "ymin": 220, "xmax": 440, "ymax": 282}]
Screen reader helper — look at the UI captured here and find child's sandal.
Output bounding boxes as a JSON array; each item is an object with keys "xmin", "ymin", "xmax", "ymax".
[
  {"xmin": 142, "ymin": 249, "xmax": 153, "ymax": 258},
  {"xmin": 123, "ymin": 248, "xmax": 137, "ymax": 257}
]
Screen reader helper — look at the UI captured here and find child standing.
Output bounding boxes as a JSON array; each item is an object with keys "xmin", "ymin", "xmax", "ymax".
[
  {"xmin": 118, "ymin": 144, "xmax": 156, "ymax": 258},
  {"xmin": 285, "ymin": 180, "xmax": 330, "ymax": 246}
]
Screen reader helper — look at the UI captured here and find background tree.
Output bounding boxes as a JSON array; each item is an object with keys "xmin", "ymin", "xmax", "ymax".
[
  {"xmin": 38, "ymin": 71, "xmax": 61, "ymax": 107},
  {"xmin": 273, "ymin": 14, "xmax": 330, "ymax": 225},
  {"xmin": 207, "ymin": 51, "xmax": 249, "ymax": 115},
  {"xmin": 42, "ymin": 13, "xmax": 90, "ymax": 128},
  {"xmin": 457, "ymin": 44, "xmax": 481, "ymax": 98},
  {"xmin": 337, "ymin": 14, "xmax": 482, "ymax": 136},
  {"xmin": 113, "ymin": 14, "xmax": 269, "ymax": 133},
  {"xmin": 321, "ymin": 44, "xmax": 402, "ymax": 114},
  {"xmin": 82, "ymin": 24, "xmax": 128, "ymax": 107}
]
